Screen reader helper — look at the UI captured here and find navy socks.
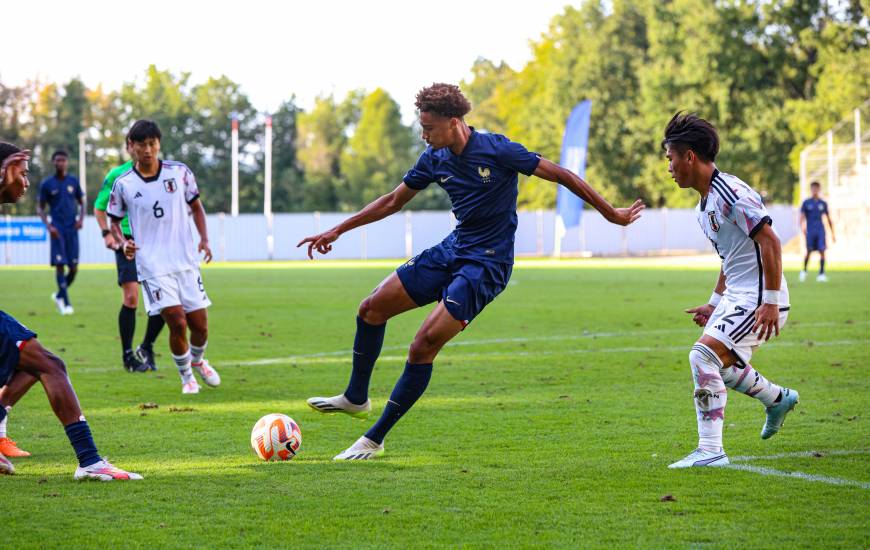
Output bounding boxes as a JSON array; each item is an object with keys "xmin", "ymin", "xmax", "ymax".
[
  {"xmin": 55, "ymin": 269, "xmax": 68, "ymax": 304},
  {"xmin": 64, "ymin": 420, "xmax": 101, "ymax": 467},
  {"xmin": 344, "ymin": 316, "xmax": 386, "ymax": 405},
  {"xmin": 365, "ymin": 362, "xmax": 433, "ymax": 444},
  {"xmin": 142, "ymin": 314, "xmax": 165, "ymax": 348},
  {"xmin": 119, "ymin": 305, "xmax": 136, "ymax": 354}
]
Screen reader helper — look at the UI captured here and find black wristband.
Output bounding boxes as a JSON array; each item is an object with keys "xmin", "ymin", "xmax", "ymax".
[{"xmin": 101, "ymin": 229, "xmax": 111, "ymax": 237}]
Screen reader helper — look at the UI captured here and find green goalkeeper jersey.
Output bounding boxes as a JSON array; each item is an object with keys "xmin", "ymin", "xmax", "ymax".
[{"xmin": 94, "ymin": 160, "xmax": 133, "ymax": 236}]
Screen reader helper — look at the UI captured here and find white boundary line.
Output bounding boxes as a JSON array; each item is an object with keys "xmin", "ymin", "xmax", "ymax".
[
  {"xmin": 726, "ymin": 449, "xmax": 870, "ymax": 490},
  {"xmin": 228, "ymin": 319, "xmax": 869, "ymax": 367}
]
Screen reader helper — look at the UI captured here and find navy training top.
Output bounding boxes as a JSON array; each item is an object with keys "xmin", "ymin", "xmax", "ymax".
[
  {"xmin": 38, "ymin": 175, "xmax": 82, "ymax": 229},
  {"xmin": 403, "ymin": 129, "xmax": 541, "ymax": 264},
  {"xmin": 800, "ymin": 198, "xmax": 828, "ymax": 232}
]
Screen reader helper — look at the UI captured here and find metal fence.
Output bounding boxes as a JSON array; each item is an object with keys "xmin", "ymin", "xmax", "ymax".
[{"xmin": 2, "ymin": 206, "xmax": 800, "ymax": 265}]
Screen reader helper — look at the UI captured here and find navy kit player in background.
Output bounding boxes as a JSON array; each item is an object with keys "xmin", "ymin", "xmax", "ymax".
[
  {"xmin": 37, "ymin": 150, "xmax": 83, "ymax": 315},
  {"xmin": 663, "ymin": 113, "xmax": 799, "ymax": 469},
  {"xmin": 0, "ymin": 141, "xmax": 141, "ymax": 480},
  {"xmin": 799, "ymin": 181, "xmax": 835, "ymax": 282},
  {"xmin": 300, "ymin": 83, "xmax": 644, "ymax": 460},
  {"xmin": 108, "ymin": 120, "xmax": 220, "ymax": 395}
]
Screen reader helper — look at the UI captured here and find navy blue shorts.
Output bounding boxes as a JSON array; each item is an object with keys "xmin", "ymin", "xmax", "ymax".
[
  {"xmin": 396, "ymin": 241, "xmax": 512, "ymax": 327},
  {"xmin": 0, "ymin": 311, "xmax": 37, "ymax": 387},
  {"xmin": 806, "ymin": 230, "xmax": 826, "ymax": 252},
  {"xmin": 50, "ymin": 228, "xmax": 79, "ymax": 266},
  {"xmin": 115, "ymin": 246, "xmax": 138, "ymax": 286}
]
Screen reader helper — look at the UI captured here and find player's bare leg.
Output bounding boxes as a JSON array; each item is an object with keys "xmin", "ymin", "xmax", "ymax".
[
  {"xmin": 16, "ymin": 339, "xmax": 140, "ymax": 479},
  {"xmin": 308, "ymin": 273, "xmax": 418, "ymax": 417},
  {"xmin": 187, "ymin": 308, "xmax": 219, "ymax": 387},
  {"xmin": 163, "ymin": 305, "xmax": 199, "ymax": 393},
  {"xmin": 336, "ymin": 302, "xmax": 464, "ymax": 460},
  {"xmin": 0, "ymin": 371, "xmax": 38, "ymax": 457}
]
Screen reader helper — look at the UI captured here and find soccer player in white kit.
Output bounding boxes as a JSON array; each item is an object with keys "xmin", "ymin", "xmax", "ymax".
[
  {"xmin": 108, "ymin": 120, "xmax": 220, "ymax": 394},
  {"xmin": 662, "ymin": 113, "xmax": 799, "ymax": 468}
]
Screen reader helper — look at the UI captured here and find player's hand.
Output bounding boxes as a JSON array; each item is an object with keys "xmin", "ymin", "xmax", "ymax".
[
  {"xmin": 75, "ymin": 219, "xmax": 83, "ymax": 230},
  {"xmin": 199, "ymin": 239, "xmax": 213, "ymax": 264},
  {"xmin": 297, "ymin": 228, "xmax": 340, "ymax": 259},
  {"xmin": 752, "ymin": 303, "xmax": 780, "ymax": 341},
  {"xmin": 103, "ymin": 233, "xmax": 118, "ymax": 250},
  {"xmin": 685, "ymin": 303, "xmax": 715, "ymax": 327},
  {"xmin": 122, "ymin": 239, "xmax": 138, "ymax": 260},
  {"xmin": 48, "ymin": 225, "xmax": 60, "ymax": 239},
  {"xmin": 608, "ymin": 199, "xmax": 645, "ymax": 226}
]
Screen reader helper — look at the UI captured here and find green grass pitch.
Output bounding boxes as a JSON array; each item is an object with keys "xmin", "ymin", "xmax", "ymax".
[{"xmin": 2, "ymin": 260, "xmax": 868, "ymax": 548}]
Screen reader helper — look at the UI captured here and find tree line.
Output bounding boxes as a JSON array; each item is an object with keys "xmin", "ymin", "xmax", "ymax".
[{"xmin": 1, "ymin": 0, "xmax": 867, "ymax": 215}]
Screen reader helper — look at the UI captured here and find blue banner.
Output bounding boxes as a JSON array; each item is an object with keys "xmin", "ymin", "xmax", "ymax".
[
  {"xmin": 1, "ymin": 220, "xmax": 47, "ymax": 242},
  {"xmin": 556, "ymin": 100, "xmax": 592, "ymax": 239}
]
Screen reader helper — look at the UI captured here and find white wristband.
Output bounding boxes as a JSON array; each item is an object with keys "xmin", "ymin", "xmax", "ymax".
[
  {"xmin": 708, "ymin": 292, "xmax": 722, "ymax": 307},
  {"xmin": 762, "ymin": 290, "xmax": 782, "ymax": 305}
]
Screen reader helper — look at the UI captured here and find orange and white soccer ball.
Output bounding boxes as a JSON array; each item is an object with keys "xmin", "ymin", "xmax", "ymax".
[{"xmin": 251, "ymin": 413, "xmax": 302, "ymax": 461}]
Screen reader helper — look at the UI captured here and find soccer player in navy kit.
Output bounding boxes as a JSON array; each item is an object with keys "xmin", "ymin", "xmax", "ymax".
[
  {"xmin": 0, "ymin": 142, "xmax": 141, "ymax": 479},
  {"xmin": 300, "ymin": 83, "xmax": 645, "ymax": 460},
  {"xmin": 37, "ymin": 150, "xmax": 84, "ymax": 315},
  {"xmin": 799, "ymin": 181, "xmax": 835, "ymax": 282}
]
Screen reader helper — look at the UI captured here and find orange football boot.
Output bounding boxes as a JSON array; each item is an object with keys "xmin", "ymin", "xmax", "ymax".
[{"xmin": 0, "ymin": 437, "xmax": 31, "ymax": 457}]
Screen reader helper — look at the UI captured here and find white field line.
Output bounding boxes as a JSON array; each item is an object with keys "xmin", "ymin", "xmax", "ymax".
[
  {"xmin": 725, "ymin": 449, "xmax": 870, "ymax": 490},
  {"xmin": 229, "ymin": 319, "xmax": 870, "ymax": 367}
]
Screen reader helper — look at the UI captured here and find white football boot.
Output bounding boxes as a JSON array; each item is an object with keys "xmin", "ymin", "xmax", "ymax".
[
  {"xmin": 307, "ymin": 394, "xmax": 371, "ymax": 419},
  {"xmin": 51, "ymin": 293, "xmax": 67, "ymax": 315},
  {"xmin": 668, "ymin": 448, "xmax": 730, "ymax": 469},
  {"xmin": 192, "ymin": 360, "xmax": 220, "ymax": 387},
  {"xmin": 74, "ymin": 459, "xmax": 143, "ymax": 481},
  {"xmin": 182, "ymin": 378, "xmax": 201, "ymax": 394},
  {"xmin": 0, "ymin": 454, "xmax": 14, "ymax": 475},
  {"xmin": 63, "ymin": 304, "xmax": 74, "ymax": 315},
  {"xmin": 798, "ymin": 270, "xmax": 807, "ymax": 282},
  {"xmin": 816, "ymin": 273, "xmax": 829, "ymax": 282},
  {"xmin": 333, "ymin": 436, "xmax": 384, "ymax": 461}
]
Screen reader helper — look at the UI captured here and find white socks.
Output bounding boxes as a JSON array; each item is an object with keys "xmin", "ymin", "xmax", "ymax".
[
  {"xmin": 0, "ymin": 405, "xmax": 9, "ymax": 438},
  {"xmin": 690, "ymin": 344, "xmax": 727, "ymax": 451},
  {"xmin": 173, "ymin": 351, "xmax": 194, "ymax": 384},
  {"xmin": 190, "ymin": 341, "xmax": 207, "ymax": 365},
  {"xmin": 720, "ymin": 362, "xmax": 782, "ymax": 407}
]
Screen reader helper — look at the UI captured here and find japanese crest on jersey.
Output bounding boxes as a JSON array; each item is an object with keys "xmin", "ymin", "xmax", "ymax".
[
  {"xmin": 163, "ymin": 178, "xmax": 177, "ymax": 193},
  {"xmin": 707, "ymin": 210, "xmax": 720, "ymax": 232},
  {"xmin": 478, "ymin": 166, "xmax": 492, "ymax": 183}
]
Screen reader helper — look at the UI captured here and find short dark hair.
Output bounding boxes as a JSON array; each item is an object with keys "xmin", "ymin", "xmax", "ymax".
[
  {"xmin": 0, "ymin": 142, "xmax": 22, "ymax": 167},
  {"xmin": 127, "ymin": 119, "xmax": 162, "ymax": 143},
  {"xmin": 661, "ymin": 112, "xmax": 720, "ymax": 163},
  {"xmin": 51, "ymin": 150, "xmax": 68, "ymax": 160},
  {"xmin": 415, "ymin": 83, "xmax": 471, "ymax": 119},
  {"xmin": 810, "ymin": 181, "xmax": 821, "ymax": 188}
]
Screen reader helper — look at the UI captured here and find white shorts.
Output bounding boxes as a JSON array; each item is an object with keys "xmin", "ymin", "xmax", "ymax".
[
  {"xmin": 703, "ymin": 294, "xmax": 790, "ymax": 364},
  {"xmin": 140, "ymin": 269, "xmax": 211, "ymax": 316}
]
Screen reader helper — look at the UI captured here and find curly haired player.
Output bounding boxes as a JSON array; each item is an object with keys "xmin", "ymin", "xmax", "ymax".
[{"xmin": 300, "ymin": 83, "xmax": 645, "ymax": 460}]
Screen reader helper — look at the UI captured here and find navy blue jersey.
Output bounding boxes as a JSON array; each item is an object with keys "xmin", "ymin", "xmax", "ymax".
[
  {"xmin": 800, "ymin": 198, "xmax": 828, "ymax": 232},
  {"xmin": 403, "ymin": 130, "xmax": 540, "ymax": 264},
  {"xmin": 38, "ymin": 175, "xmax": 82, "ymax": 229}
]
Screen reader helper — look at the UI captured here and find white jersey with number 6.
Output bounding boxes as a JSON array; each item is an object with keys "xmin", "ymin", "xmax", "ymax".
[
  {"xmin": 696, "ymin": 169, "xmax": 788, "ymax": 305},
  {"xmin": 107, "ymin": 160, "xmax": 201, "ymax": 281}
]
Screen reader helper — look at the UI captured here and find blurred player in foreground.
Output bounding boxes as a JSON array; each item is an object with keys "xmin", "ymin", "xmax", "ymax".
[
  {"xmin": 108, "ymin": 120, "xmax": 219, "ymax": 394},
  {"xmin": 0, "ymin": 141, "xmax": 141, "ymax": 480},
  {"xmin": 663, "ymin": 113, "xmax": 799, "ymax": 468},
  {"xmin": 94, "ymin": 138, "xmax": 165, "ymax": 373},
  {"xmin": 300, "ymin": 83, "xmax": 644, "ymax": 460}
]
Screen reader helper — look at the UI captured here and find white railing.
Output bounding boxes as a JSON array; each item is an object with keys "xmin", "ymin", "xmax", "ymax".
[{"xmin": 1, "ymin": 206, "xmax": 799, "ymax": 265}]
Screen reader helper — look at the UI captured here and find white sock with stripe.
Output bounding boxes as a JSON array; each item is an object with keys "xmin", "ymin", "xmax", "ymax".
[
  {"xmin": 190, "ymin": 341, "xmax": 207, "ymax": 366},
  {"xmin": 173, "ymin": 351, "xmax": 194, "ymax": 384},
  {"xmin": 720, "ymin": 362, "xmax": 782, "ymax": 407},
  {"xmin": 690, "ymin": 344, "xmax": 727, "ymax": 452}
]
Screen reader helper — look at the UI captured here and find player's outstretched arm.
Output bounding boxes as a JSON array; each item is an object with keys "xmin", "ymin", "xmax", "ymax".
[
  {"xmin": 685, "ymin": 269, "xmax": 727, "ymax": 327},
  {"xmin": 533, "ymin": 158, "xmax": 644, "ymax": 226},
  {"xmin": 189, "ymin": 198, "xmax": 212, "ymax": 263},
  {"xmin": 752, "ymin": 224, "xmax": 783, "ymax": 341},
  {"xmin": 297, "ymin": 183, "xmax": 419, "ymax": 259}
]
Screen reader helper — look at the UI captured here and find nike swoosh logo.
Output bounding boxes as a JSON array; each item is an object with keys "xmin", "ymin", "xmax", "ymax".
[
  {"xmin": 445, "ymin": 297, "xmax": 461, "ymax": 306},
  {"xmin": 440, "ymin": 176, "xmax": 454, "ymax": 183}
]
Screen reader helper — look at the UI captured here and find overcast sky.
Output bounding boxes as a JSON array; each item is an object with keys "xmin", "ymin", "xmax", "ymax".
[{"xmin": 5, "ymin": 0, "xmax": 573, "ymax": 120}]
